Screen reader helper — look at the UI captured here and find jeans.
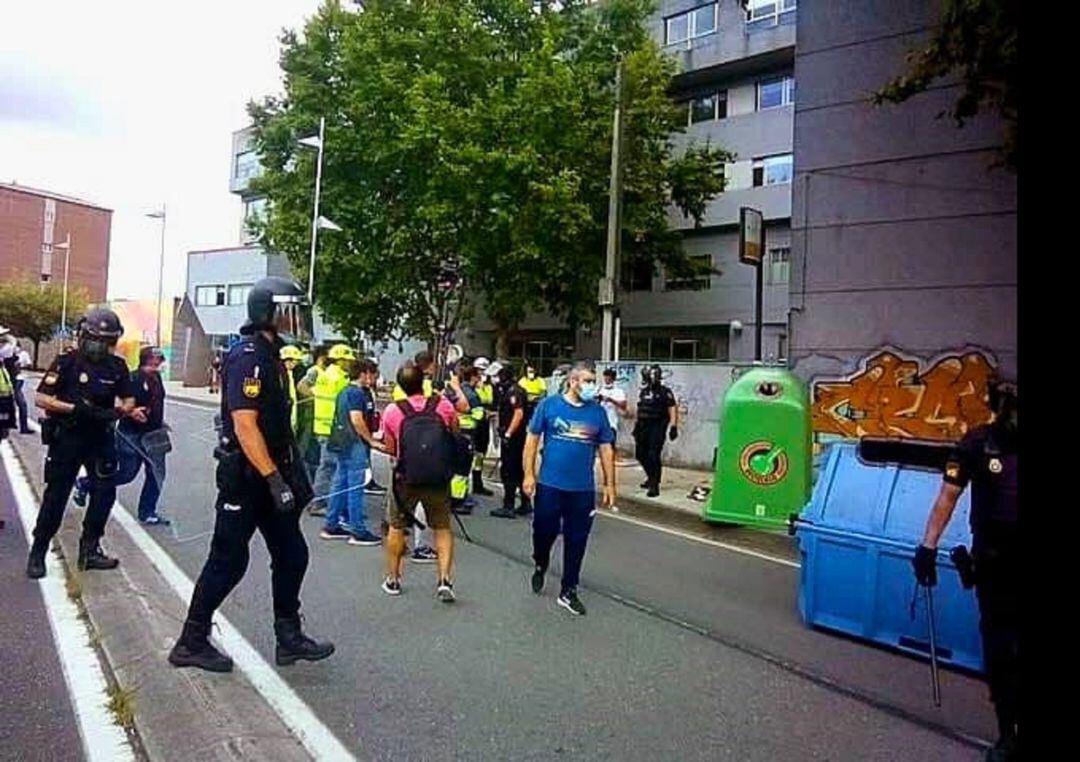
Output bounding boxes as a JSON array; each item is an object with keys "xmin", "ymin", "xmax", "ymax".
[
  {"xmin": 532, "ymin": 484, "xmax": 596, "ymax": 595},
  {"xmin": 78, "ymin": 429, "xmax": 167, "ymax": 521},
  {"xmin": 311, "ymin": 437, "xmax": 337, "ymax": 509},
  {"xmin": 325, "ymin": 442, "xmax": 370, "ymax": 535}
]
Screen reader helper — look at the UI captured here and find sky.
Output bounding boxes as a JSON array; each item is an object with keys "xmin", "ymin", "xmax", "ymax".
[{"xmin": 0, "ymin": 0, "xmax": 324, "ymax": 303}]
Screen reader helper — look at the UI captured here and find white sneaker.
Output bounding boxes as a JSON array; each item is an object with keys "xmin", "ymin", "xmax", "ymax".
[{"xmin": 436, "ymin": 578, "xmax": 456, "ymax": 603}]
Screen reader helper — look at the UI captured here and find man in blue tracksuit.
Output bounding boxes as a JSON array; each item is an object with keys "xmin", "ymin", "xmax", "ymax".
[{"xmin": 522, "ymin": 361, "xmax": 617, "ymax": 616}]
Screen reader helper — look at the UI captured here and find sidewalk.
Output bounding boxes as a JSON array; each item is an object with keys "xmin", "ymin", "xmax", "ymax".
[{"xmin": 164, "ymin": 379, "xmax": 220, "ymax": 407}]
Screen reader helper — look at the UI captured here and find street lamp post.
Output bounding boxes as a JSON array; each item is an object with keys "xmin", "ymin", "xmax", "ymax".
[
  {"xmin": 300, "ymin": 117, "xmax": 326, "ymax": 304},
  {"xmin": 147, "ymin": 206, "xmax": 167, "ymax": 346},
  {"xmin": 53, "ymin": 233, "xmax": 72, "ymax": 339}
]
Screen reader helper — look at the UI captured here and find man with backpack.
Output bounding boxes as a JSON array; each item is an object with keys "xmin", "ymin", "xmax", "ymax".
[{"xmin": 379, "ymin": 364, "xmax": 463, "ymax": 601}]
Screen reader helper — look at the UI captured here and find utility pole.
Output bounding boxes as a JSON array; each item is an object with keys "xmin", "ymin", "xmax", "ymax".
[{"xmin": 600, "ymin": 60, "xmax": 625, "ymax": 363}]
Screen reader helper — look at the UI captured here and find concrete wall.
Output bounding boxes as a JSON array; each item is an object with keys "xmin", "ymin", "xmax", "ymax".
[
  {"xmin": 789, "ymin": 0, "xmax": 1018, "ymax": 399},
  {"xmin": 185, "ymin": 247, "xmax": 270, "ymax": 337},
  {"xmin": 598, "ymin": 360, "xmax": 756, "ymax": 469}
]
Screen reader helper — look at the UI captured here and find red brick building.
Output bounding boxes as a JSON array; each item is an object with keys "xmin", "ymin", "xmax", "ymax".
[{"xmin": 0, "ymin": 182, "xmax": 112, "ymax": 301}]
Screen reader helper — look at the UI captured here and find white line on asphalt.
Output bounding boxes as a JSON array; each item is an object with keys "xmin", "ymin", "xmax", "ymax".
[
  {"xmin": 165, "ymin": 398, "xmax": 217, "ymax": 412},
  {"xmin": 482, "ymin": 476, "xmax": 800, "ymax": 569},
  {"xmin": 1, "ymin": 442, "xmax": 136, "ymax": 762},
  {"xmin": 13, "ymin": 419, "xmax": 356, "ymax": 760},
  {"xmin": 106, "ymin": 493, "xmax": 358, "ymax": 761}
]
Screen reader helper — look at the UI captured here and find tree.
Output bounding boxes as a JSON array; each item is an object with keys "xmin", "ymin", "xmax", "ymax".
[
  {"xmin": 0, "ymin": 280, "xmax": 89, "ymax": 365},
  {"xmin": 873, "ymin": 0, "xmax": 1017, "ymax": 170},
  {"xmin": 248, "ymin": 0, "xmax": 731, "ymax": 356}
]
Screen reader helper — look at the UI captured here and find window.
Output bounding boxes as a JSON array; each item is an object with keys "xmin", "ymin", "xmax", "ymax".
[
  {"xmin": 752, "ymin": 154, "xmax": 793, "ymax": 187},
  {"xmin": 195, "ymin": 285, "xmax": 226, "ymax": 306},
  {"xmin": 768, "ymin": 246, "xmax": 791, "ymax": 285},
  {"xmin": 620, "ymin": 326, "xmax": 729, "ymax": 362},
  {"xmin": 243, "ymin": 197, "xmax": 268, "ymax": 221},
  {"xmin": 234, "ymin": 150, "xmax": 261, "ymax": 182},
  {"xmin": 684, "ymin": 91, "xmax": 726, "ymax": 125},
  {"xmin": 665, "ymin": 255, "xmax": 712, "ymax": 291},
  {"xmin": 746, "ymin": 0, "xmax": 797, "ymax": 31},
  {"xmin": 228, "ymin": 284, "xmax": 253, "ymax": 306},
  {"xmin": 757, "ymin": 76, "xmax": 795, "ymax": 110},
  {"xmin": 665, "ymin": 3, "xmax": 718, "ymax": 45},
  {"xmin": 622, "ymin": 256, "xmax": 654, "ymax": 292}
]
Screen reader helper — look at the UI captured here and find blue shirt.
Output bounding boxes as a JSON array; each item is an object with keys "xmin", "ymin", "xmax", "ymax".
[
  {"xmin": 330, "ymin": 384, "xmax": 375, "ymax": 451},
  {"xmin": 528, "ymin": 394, "xmax": 615, "ymax": 492}
]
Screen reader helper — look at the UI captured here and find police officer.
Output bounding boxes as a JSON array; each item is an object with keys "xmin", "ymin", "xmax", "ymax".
[
  {"xmin": 490, "ymin": 363, "xmax": 529, "ymax": 518},
  {"xmin": 913, "ymin": 378, "xmax": 1018, "ymax": 762},
  {"xmin": 169, "ymin": 277, "xmax": 333, "ymax": 673},
  {"xmin": 27, "ymin": 308, "xmax": 138, "ymax": 578},
  {"xmin": 470, "ymin": 357, "xmax": 495, "ymax": 496},
  {"xmin": 632, "ymin": 364, "xmax": 678, "ymax": 497}
]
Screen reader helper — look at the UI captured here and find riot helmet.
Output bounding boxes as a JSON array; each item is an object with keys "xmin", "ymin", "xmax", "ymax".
[
  {"xmin": 77, "ymin": 308, "xmax": 123, "ymax": 362},
  {"xmin": 241, "ymin": 277, "xmax": 312, "ymax": 344}
]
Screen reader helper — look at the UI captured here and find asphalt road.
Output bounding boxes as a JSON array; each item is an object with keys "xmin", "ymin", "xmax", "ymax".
[{"xmin": 4, "ymin": 393, "xmax": 997, "ymax": 760}]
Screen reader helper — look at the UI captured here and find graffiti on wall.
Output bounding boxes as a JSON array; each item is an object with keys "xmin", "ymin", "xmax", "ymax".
[{"xmin": 811, "ymin": 349, "xmax": 996, "ymax": 441}]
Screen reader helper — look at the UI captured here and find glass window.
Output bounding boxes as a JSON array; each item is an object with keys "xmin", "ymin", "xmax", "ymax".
[
  {"xmin": 665, "ymin": 3, "xmax": 718, "ymax": 45},
  {"xmin": 758, "ymin": 76, "xmax": 795, "ymax": 110},
  {"xmin": 666, "ymin": 13, "xmax": 689, "ymax": 44},
  {"xmin": 244, "ymin": 197, "xmax": 268, "ymax": 221},
  {"xmin": 622, "ymin": 256, "xmax": 654, "ymax": 292},
  {"xmin": 747, "ymin": 0, "xmax": 796, "ymax": 31},
  {"xmin": 234, "ymin": 150, "xmax": 261, "ymax": 181},
  {"xmin": 620, "ymin": 326, "xmax": 729, "ymax": 362},
  {"xmin": 752, "ymin": 154, "xmax": 793, "ymax": 186},
  {"xmin": 195, "ymin": 285, "xmax": 227, "ymax": 306},
  {"xmin": 690, "ymin": 95, "xmax": 716, "ymax": 124},
  {"xmin": 692, "ymin": 4, "xmax": 717, "ymax": 36},
  {"xmin": 768, "ymin": 246, "xmax": 791, "ymax": 285},
  {"xmin": 228, "ymin": 284, "xmax": 253, "ymax": 306},
  {"xmin": 664, "ymin": 255, "xmax": 712, "ymax": 291}
]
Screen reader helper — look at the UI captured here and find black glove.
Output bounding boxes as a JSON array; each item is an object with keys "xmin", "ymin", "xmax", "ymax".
[
  {"xmin": 669, "ymin": 425, "xmax": 679, "ymax": 441},
  {"xmin": 912, "ymin": 545, "xmax": 937, "ymax": 587},
  {"xmin": 266, "ymin": 470, "xmax": 296, "ymax": 514}
]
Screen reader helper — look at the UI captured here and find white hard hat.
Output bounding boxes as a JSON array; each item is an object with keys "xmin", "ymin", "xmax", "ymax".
[
  {"xmin": 485, "ymin": 361, "xmax": 503, "ymax": 378},
  {"xmin": 474, "ymin": 356, "xmax": 490, "ymax": 370},
  {"xmin": 0, "ymin": 324, "xmax": 10, "ymax": 336}
]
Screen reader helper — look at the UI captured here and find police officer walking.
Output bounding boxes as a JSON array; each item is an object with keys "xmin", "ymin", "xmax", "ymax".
[
  {"xmin": 27, "ymin": 308, "xmax": 139, "ymax": 578},
  {"xmin": 633, "ymin": 364, "xmax": 679, "ymax": 497},
  {"xmin": 490, "ymin": 363, "xmax": 528, "ymax": 518},
  {"xmin": 913, "ymin": 378, "xmax": 1019, "ymax": 762},
  {"xmin": 169, "ymin": 277, "xmax": 334, "ymax": 673}
]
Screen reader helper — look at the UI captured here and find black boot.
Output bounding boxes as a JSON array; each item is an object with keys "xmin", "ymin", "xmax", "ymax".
[
  {"xmin": 516, "ymin": 492, "xmax": 533, "ymax": 516},
  {"xmin": 26, "ymin": 541, "xmax": 47, "ymax": 579},
  {"xmin": 78, "ymin": 537, "xmax": 119, "ymax": 571},
  {"xmin": 490, "ymin": 493, "xmax": 517, "ymax": 519},
  {"xmin": 472, "ymin": 471, "xmax": 494, "ymax": 496},
  {"xmin": 168, "ymin": 619, "xmax": 234, "ymax": 672},
  {"xmin": 274, "ymin": 616, "xmax": 335, "ymax": 666}
]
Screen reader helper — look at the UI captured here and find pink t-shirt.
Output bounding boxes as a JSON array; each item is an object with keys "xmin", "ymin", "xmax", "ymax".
[{"xmin": 380, "ymin": 394, "xmax": 457, "ymax": 445}]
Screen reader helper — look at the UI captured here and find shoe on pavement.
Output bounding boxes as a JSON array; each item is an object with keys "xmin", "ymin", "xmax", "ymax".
[
  {"xmin": 274, "ymin": 616, "xmax": 335, "ymax": 666},
  {"xmin": 557, "ymin": 590, "xmax": 587, "ymax": 616},
  {"xmin": 646, "ymin": 486, "xmax": 660, "ymax": 498},
  {"xmin": 516, "ymin": 497, "xmax": 533, "ymax": 516},
  {"xmin": 320, "ymin": 526, "xmax": 353, "ymax": 540},
  {"xmin": 347, "ymin": 529, "xmax": 382, "ymax": 546},
  {"xmin": 168, "ymin": 619, "xmax": 234, "ymax": 673},
  {"xmin": 490, "ymin": 506, "xmax": 517, "ymax": 518},
  {"xmin": 26, "ymin": 545, "xmax": 47, "ymax": 579},
  {"xmin": 436, "ymin": 578, "xmax": 456, "ymax": 603},
  {"xmin": 411, "ymin": 545, "xmax": 438, "ymax": 563},
  {"xmin": 639, "ymin": 480, "xmax": 650, "ymax": 489},
  {"xmin": 78, "ymin": 539, "xmax": 119, "ymax": 571},
  {"xmin": 140, "ymin": 514, "xmax": 171, "ymax": 526},
  {"xmin": 531, "ymin": 565, "xmax": 545, "ymax": 594},
  {"xmin": 381, "ymin": 576, "xmax": 402, "ymax": 596},
  {"xmin": 365, "ymin": 480, "xmax": 388, "ymax": 496}
]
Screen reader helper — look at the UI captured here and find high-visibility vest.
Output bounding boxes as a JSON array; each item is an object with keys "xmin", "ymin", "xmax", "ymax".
[
  {"xmin": 286, "ymin": 371, "xmax": 298, "ymax": 433},
  {"xmin": 0, "ymin": 366, "xmax": 12, "ymax": 396},
  {"xmin": 391, "ymin": 378, "xmax": 433, "ymax": 401},
  {"xmin": 312, "ymin": 364, "xmax": 348, "ymax": 436},
  {"xmin": 476, "ymin": 381, "xmax": 494, "ymax": 419},
  {"xmin": 456, "ymin": 385, "xmax": 478, "ymax": 431},
  {"xmin": 518, "ymin": 376, "xmax": 546, "ymax": 402}
]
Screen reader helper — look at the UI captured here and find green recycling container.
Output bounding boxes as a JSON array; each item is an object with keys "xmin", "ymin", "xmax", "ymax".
[{"xmin": 704, "ymin": 367, "xmax": 812, "ymax": 531}]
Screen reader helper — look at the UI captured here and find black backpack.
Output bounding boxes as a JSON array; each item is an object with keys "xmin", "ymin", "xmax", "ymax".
[{"xmin": 397, "ymin": 396, "xmax": 471, "ymax": 486}]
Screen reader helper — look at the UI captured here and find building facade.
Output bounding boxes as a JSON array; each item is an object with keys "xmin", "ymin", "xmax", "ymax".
[
  {"xmin": 789, "ymin": 0, "xmax": 1017, "ymax": 443},
  {"xmin": 0, "ymin": 182, "xmax": 112, "ymax": 301},
  {"xmin": 465, "ymin": 0, "xmax": 797, "ymax": 372}
]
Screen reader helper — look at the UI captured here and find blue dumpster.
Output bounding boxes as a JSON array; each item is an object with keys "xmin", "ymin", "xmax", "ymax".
[{"xmin": 794, "ymin": 442, "xmax": 984, "ymax": 673}]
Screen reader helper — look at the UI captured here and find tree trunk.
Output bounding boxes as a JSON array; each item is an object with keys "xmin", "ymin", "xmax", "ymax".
[
  {"xmin": 32, "ymin": 339, "xmax": 40, "ymax": 370},
  {"xmin": 494, "ymin": 324, "xmax": 511, "ymax": 361}
]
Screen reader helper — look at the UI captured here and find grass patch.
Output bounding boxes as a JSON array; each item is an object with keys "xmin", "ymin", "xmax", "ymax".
[{"xmin": 106, "ymin": 684, "xmax": 137, "ymax": 729}]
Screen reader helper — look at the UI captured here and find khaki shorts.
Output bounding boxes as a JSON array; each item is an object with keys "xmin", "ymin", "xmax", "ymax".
[{"xmin": 386, "ymin": 478, "xmax": 452, "ymax": 531}]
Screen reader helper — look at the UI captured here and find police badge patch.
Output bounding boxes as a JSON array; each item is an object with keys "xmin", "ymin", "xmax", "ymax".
[
  {"xmin": 243, "ymin": 378, "xmax": 261, "ymax": 398},
  {"xmin": 988, "ymin": 458, "xmax": 1003, "ymax": 474},
  {"xmin": 945, "ymin": 462, "xmax": 961, "ymax": 481}
]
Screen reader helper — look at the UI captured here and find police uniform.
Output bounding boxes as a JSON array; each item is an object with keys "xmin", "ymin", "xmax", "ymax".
[
  {"xmin": 32, "ymin": 350, "xmax": 133, "ymax": 563},
  {"xmin": 184, "ymin": 332, "xmax": 313, "ymax": 631},
  {"xmin": 496, "ymin": 380, "xmax": 528, "ymax": 513},
  {"xmin": 943, "ymin": 423, "xmax": 1019, "ymax": 749},
  {"xmin": 634, "ymin": 383, "xmax": 676, "ymax": 491}
]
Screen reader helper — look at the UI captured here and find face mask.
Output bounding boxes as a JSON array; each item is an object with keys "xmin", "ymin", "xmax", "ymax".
[
  {"xmin": 527, "ymin": 370, "xmax": 536, "ymax": 380},
  {"xmin": 579, "ymin": 382, "xmax": 598, "ymax": 402}
]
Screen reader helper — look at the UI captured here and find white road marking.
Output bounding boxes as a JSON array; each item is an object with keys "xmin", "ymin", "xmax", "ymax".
[
  {"xmin": 12, "ymin": 419, "xmax": 357, "ymax": 760},
  {"xmin": 2, "ymin": 442, "xmax": 136, "ymax": 762}
]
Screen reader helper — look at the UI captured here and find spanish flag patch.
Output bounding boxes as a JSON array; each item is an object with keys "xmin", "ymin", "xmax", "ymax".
[
  {"xmin": 242, "ymin": 377, "xmax": 261, "ymax": 398},
  {"xmin": 945, "ymin": 462, "xmax": 960, "ymax": 481}
]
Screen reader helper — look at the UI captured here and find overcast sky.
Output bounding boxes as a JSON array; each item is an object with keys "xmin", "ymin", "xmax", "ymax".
[{"xmin": 0, "ymin": 0, "xmax": 323, "ymax": 302}]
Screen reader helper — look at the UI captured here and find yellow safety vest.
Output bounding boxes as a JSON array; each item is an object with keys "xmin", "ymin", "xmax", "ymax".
[
  {"xmin": 391, "ymin": 378, "xmax": 433, "ymax": 401},
  {"xmin": 312, "ymin": 364, "xmax": 348, "ymax": 436},
  {"xmin": 0, "ymin": 366, "xmax": 12, "ymax": 396},
  {"xmin": 519, "ymin": 376, "xmax": 546, "ymax": 402},
  {"xmin": 286, "ymin": 371, "xmax": 298, "ymax": 433}
]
